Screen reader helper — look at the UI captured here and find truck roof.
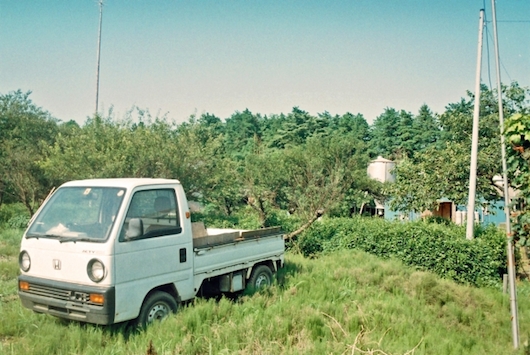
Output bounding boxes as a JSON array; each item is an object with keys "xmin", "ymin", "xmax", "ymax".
[{"xmin": 60, "ymin": 178, "xmax": 181, "ymax": 189}]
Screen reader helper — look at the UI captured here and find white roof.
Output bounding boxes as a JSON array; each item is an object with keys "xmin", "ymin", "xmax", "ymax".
[
  {"xmin": 61, "ymin": 178, "xmax": 181, "ymax": 189},
  {"xmin": 370, "ymin": 156, "xmax": 394, "ymax": 163}
]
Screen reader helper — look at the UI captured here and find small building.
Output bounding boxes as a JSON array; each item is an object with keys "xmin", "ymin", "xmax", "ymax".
[
  {"xmin": 383, "ymin": 173, "xmax": 515, "ymax": 226},
  {"xmin": 367, "ymin": 156, "xmax": 395, "ymax": 216}
]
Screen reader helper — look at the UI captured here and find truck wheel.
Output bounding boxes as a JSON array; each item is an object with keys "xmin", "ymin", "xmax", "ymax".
[
  {"xmin": 247, "ymin": 265, "xmax": 273, "ymax": 291},
  {"xmin": 137, "ymin": 291, "xmax": 178, "ymax": 328}
]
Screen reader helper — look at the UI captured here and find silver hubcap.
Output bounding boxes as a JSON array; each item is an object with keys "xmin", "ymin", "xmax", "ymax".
[
  {"xmin": 147, "ymin": 303, "xmax": 169, "ymax": 323},
  {"xmin": 255, "ymin": 274, "xmax": 270, "ymax": 288}
]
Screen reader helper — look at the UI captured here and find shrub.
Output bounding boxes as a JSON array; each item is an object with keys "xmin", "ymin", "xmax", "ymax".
[
  {"xmin": 0, "ymin": 203, "xmax": 30, "ymax": 229},
  {"xmin": 298, "ymin": 217, "xmax": 507, "ymax": 287},
  {"xmin": 7, "ymin": 215, "xmax": 30, "ymax": 229},
  {"xmin": 192, "ymin": 207, "xmax": 303, "ymax": 233}
]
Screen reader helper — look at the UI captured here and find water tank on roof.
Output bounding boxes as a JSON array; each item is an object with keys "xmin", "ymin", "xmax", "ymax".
[{"xmin": 367, "ymin": 156, "xmax": 395, "ymax": 183}]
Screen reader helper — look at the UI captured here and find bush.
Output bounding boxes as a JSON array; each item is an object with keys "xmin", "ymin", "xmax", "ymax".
[
  {"xmin": 7, "ymin": 215, "xmax": 30, "ymax": 229},
  {"xmin": 0, "ymin": 203, "xmax": 30, "ymax": 228},
  {"xmin": 298, "ymin": 217, "xmax": 507, "ymax": 287},
  {"xmin": 192, "ymin": 207, "xmax": 303, "ymax": 234}
]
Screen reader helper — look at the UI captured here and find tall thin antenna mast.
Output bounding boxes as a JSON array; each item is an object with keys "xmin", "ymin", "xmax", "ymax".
[
  {"xmin": 491, "ymin": 0, "xmax": 519, "ymax": 348},
  {"xmin": 95, "ymin": 0, "xmax": 104, "ymax": 116},
  {"xmin": 466, "ymin": 9, "xmax": 485, "ymax": 240}
]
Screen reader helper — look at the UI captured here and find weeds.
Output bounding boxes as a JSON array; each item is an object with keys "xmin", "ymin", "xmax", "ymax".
[{"xmin": 1, "ymin": 228, "xmax": 530, "ymax": 354}]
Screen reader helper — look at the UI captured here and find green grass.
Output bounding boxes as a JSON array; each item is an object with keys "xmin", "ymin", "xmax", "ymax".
[{"xmin": 2, "ymin": 227, "xmax": 530, "ymax": 354}]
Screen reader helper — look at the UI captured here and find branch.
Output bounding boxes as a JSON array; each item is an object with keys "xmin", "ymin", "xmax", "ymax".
[{"xmin": 284, "ymin": 208, "xmax": 324, "ymax": 241}]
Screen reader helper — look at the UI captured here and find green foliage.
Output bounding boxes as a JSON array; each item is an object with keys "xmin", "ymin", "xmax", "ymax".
[
  {"xmin": 223, "ymin": 109, "xmax": 263, "ymax": 156},
  {"xmin": 191, "ymin": 207, "xmax": 303, "ymax": 234},
  {"xmin": 3, "ymin": 82, "xmax": 530, "ymax": 245},
  {"xmin": 298, "ymin": 217, "xmax": 507, "ymax": 287},
  {"xmin": 2, "ymin": 230, "xmax": 530, "ymax": 354},
  {"xmin": 4, "ymin": 81, "xmax": 530, "ymax": 353},
  {"xmin": 505, "ymin": 111, "xmax": 530, "ymax": 246},
  {"xmin": 0, "ymin": 203, "xmax": 28, "ymax": 227},
  {"xmin": 0, "ymin": 229, "xmax": 22, "ymax": 259},
  {"xmin": 280, "ymin": 135, "xmax": 372, "ymax": 220},
  {"xmin": 423, "ymin": 215, "xmax": 452, "ymax": 225},
  {"xmin": 370, "ymin": 106, "xmax": 439, "ymax": 160},
  {"xmin": 191, "ymin": 207, "xmax": 262, "ymax": 230},
  {"xmin": 7, "ymin": 215, "xmax": 30, "ymax": 229},
  {"xmin": 388, "ymin": 140, "xmax": 500, "ymax": 213},
  {"xmin": 0, "ymin": 90, "xmax": 59, "ymax": 214}
]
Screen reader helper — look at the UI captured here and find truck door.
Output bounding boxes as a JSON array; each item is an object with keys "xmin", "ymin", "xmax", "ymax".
[{"xmin": 113, "ymin": 188, "xmax": 193, "ymax": 323}]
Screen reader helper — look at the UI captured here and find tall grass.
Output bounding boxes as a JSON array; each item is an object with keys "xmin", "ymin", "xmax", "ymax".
[{"xmin": 2, "ymin": 227, "xmax": 530, "ymax": 354}]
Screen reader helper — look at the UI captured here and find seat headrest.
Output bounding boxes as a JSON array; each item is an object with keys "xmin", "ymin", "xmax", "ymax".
[{"xmin": 154, "ymin": 196, "xmax": 171, "ymax": 213}]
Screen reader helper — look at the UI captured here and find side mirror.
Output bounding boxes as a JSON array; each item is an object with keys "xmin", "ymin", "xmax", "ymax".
[{"xmin": 126, "ymin": 218, "xmax": 144, "ymax": 240}]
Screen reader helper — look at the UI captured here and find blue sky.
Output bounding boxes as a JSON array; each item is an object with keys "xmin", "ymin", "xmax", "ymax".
[{"xmin": 1, "ymin": 1, "xmax": 529, "ymax": 124}]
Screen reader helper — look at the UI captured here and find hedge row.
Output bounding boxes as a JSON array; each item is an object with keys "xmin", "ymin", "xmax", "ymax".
[{"xmin": 298, "ymin": 217, "xmax": 509, "ymax": 287}]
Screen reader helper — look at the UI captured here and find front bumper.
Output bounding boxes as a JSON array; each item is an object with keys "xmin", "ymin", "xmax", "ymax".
[{"xmin": 18, "ymin": 275, "xmax": 115, "ymax": 325}]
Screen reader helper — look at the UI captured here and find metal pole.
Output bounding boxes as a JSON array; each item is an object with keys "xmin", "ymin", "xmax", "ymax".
[
  {"xmin": 95, "ymin": 0, "xmax": 104, "ymax": 116},
  {"xmin": 466, "ymin": 9, "xmax": 485, "ymax": 240},
  {"xmin": 491, "ymin": 0, "xmax": 519, "ymax": 348}
]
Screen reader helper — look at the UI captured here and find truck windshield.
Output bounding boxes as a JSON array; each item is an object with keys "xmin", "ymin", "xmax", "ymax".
[{"xmin": 26, "ymin": 186, "xmax": 126, "ymax": 242}]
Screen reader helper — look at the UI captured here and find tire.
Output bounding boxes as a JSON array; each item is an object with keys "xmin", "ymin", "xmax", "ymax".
[
  {"xmin": 247, "ymin": 265, "xmax": 273, "ymax": 292},
  {"xmin": 136, "ymin": 291, "xmax": 178, "ymax": 328}
]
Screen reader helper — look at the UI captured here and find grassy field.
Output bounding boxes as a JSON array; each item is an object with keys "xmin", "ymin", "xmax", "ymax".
[{"xmin": 2, "ymin": 227, "xmax": 530, "ymax": 354}]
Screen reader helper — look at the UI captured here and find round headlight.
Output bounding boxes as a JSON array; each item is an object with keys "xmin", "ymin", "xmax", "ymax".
[
  {"xmin": 19, "ymin": 251, "xmax": 31, "ymax": 272},
  {"xmin": 87, "ymin": 259, "xmax": 106, "ymax": 283}
]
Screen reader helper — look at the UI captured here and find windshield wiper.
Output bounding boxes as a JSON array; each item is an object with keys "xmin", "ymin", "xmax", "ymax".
[
  {"xmin": 59, "ymin": 237, "xmax": 95, "ymax": 243},
  {"xmin": 26, "ymin": 233, "xmax": 94, "ymax": 243},
  {"xmin": 26, "ymin": 233, "xmax": 62, "ymax": 240}
]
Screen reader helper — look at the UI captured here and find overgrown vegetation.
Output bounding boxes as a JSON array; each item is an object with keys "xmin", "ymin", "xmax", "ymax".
[
  {"xmin": 298, "ymin": 217, "xmax": 507, "ymax": 287},
  {"xmin": 2, "ymin": 226, "xmax": 530, "ymax": 354},
  {"xmin": 3, "ymin": 81, "xmax": 530, "ymax": 352},
  {"xmin": 2, "ymin": 83, "xmax": 530, "ymax": 238},
  {"xmin": 505, "ymin": 112, "xmax": 530, "ymax": 251}
]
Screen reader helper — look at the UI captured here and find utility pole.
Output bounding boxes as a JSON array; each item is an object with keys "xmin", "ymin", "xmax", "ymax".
[
  {"xmin": 491, "ymin": 0, "xmax": 519, "ymax": 348},
  {"xmin": 95, "ymin": 0, "xmax": 104, "ymax": 116},
  {"xmin": 466, "ymin": 9, "xmax": 485, "ymax": 240}
]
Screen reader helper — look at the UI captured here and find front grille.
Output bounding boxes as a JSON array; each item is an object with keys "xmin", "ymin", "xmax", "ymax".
[{"xmin": 25, "ymin": 283, "xmax": 101, "ymax": 306}]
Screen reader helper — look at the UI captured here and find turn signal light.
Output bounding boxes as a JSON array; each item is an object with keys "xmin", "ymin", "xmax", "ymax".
[
  {"xmin": 90, "ymin": 293, "xmax": 104, "ymax": 305},
  {"xmin": 19, "ymin": 281, "xmax": 30, "ymax": 291}
]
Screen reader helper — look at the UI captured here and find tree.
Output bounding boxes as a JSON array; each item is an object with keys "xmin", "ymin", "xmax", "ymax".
[
  {"xmin": 0, "ymin": 90, "xmax": 58, "ymax": 214},
  {"xmin": 504, "ymin": 109, "xmax": 530, "ymax": 248},
  {"xmin": 411, "ymin": 105, "xmax": 440, "ymax": 153},
  {"xmin": 240, "ymin": 147, "xmax": 289, "ymax": 226},
  {"xmin": 281, "ymin": 135, "xmax": 370, "ymax": 238},
  {"xmin": 174, "ymin": 117, "xmax": 239, "ymax": 212},
  {"xmin": 370, "ymin": 108, "xmax": 404, "ymax": 159},
  {"xmin": 268, "ymin": 107, "xmax": 325, "ymax": 148},
  {"xmin": 389, "ymin": 83, "xmax": 529, "ymax": 215},
  {"xmin": 223, "ymin": 109, "xmax": 263, "ymax": 158},
  {"xmin": 41, "ymin": 115, "xmax": 129, "ymax": 181},
  {"xmin": 330, "ymin": 112, "xmax": 371, "ymax": 142},
  {"xmin": 387, "ymin": 142, "xmax": 498, "ymax": 214}
]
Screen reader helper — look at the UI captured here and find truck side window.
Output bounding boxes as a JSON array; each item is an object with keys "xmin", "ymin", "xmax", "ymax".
[{"xmin": 120, "ymin": 189, "xmax": 181, "ymax": 241}]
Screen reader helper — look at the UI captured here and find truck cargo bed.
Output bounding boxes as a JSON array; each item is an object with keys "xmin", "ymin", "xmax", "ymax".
[
  {"xmin": 191, "ymin": 223, "xmax": 284, "ymax": 287},
  {"xmin": 192, "ymin": 223, "xmax": 282, "ymax": 248}
]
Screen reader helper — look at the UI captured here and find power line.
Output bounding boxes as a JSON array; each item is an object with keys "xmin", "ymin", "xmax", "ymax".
[{"xmin": 481, "ymin": 0, "xmax": 528, "ymax": 87}]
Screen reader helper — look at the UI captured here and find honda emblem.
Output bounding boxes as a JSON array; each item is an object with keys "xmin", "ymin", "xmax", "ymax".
[{"xmin": 53, "ymin": 259, "xmax": 61, "ymax": 270}]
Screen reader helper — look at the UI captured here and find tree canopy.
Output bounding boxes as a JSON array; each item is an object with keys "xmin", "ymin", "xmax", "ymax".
[{"xmin": 2, "ymin": 82, "xmax": 529, "ymax": 233}]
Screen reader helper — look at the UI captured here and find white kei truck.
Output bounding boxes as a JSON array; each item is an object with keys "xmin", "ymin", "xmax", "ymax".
[{"xmin": 18, "ymin": 178, "xmax": 284, "ymax": 327}]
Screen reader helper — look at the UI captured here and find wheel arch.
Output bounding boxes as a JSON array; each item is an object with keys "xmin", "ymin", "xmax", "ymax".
[
  {"xmin": 246, "ymin": 260, "xmax": 276, "ymax": 280},
  {"xmin": 142, "ymin": 283, "xmax": 181, "ymax": 308}
]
